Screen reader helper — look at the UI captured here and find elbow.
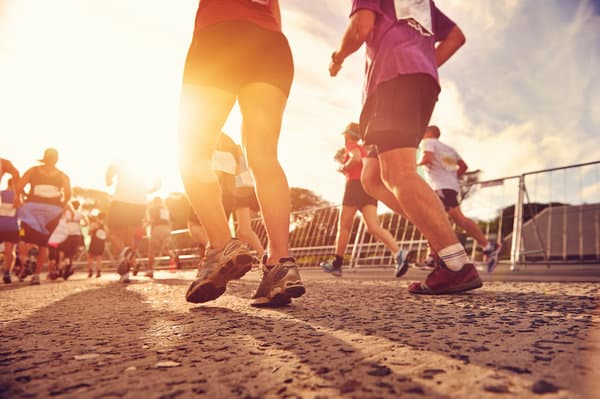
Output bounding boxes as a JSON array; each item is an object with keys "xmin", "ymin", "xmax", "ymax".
[{"xmin": 454, "ymin": 26, "xmax": 466, "ymax": 48}]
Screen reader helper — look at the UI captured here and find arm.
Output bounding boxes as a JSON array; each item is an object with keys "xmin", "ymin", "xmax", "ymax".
[
  {"xmin": 1, "ymin": 159, "xmax": 21, "ymax": 183},
  {"xmin": 329, "ymin": 9, "xmax": 376, "ymax": 77},
  {"xmin": 62, "ymin": 174, "xmax": 71, "ymax": 206},
  {"xmin": 339, "ymin": 148, "xmax": 362, "ymax": 173},
  {"xmin": 456, "ymin": 159, "xmax": 468, "ymax": 178},
  {"xmin": 417, "ymin": 151, "xmax": 434, "ymax": 168},
  {"xmin": 14, "ymin": 167, "xmax": 34, "ymax": 208},
  {"xmin": 435, "ymin": 25, "xmax": 465, "ymax": 67},
  {"xmin": 105, "ymin": 164, "xmax": 116, "ymax": 187}
]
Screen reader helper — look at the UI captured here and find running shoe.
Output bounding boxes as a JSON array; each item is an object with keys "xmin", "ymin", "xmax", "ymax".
[
  {"xmin": 483, "ymin": 242, "xmax": 502, "ymax": 273},
  {"xmin": 30, "ymin": 274, "xmax": 41, "ymax": 285},
  {"xmin": 116, "ymin": 247, "xmax": 131, "ymax": 276},
  {"xmin": 47, "ymin": 271, "xmax": 58, "ymax": 281},
  {"xmin": 132, "ymin": 262, "xmax": 140, "ymax": 276},
  {"xmin": 145, "ymin": 271, "xmax": 154, "ymax": 279},
  {"xmin": 251, "ymin": 257, "xmax": 305, "ymax": 307},
  {"xmin": 320, "ymin": 260, "xmax": 342, "ymax": 277},
  {"xmin": 96, "ymin": 270, "xmax": 101, "ymax": 278},
  {"xmin": 119, "ymin": 272, "xmax": 131, "ymax": 284},
  {"xmin": 3, "ymin": 271, "xmax": 11, "ymax": 284},
  {"xmin": 408, "ymin": 262, "xmax": 482, "ymax": 295},
  {"xmin": 185, "ymin": 239, "xmax": 253, "ymax": 304},
  {"xmin": 394, "ymin": 249, "xmax": 411, "ymax": 278},
  {"xmin": 88, "ymin": 269, "xmax": 93, "ymax": 278},
  {"xmin": 62, "ymin": 265, "xmax": 74, "ymax": 280}
]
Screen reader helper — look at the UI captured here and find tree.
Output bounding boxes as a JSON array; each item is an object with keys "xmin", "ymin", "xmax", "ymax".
[
  {"xmin": 290, "ymin": 187, "xmax": 331, "ymax": 212},
  {"xmin": 71, "ymin": 187, "xmax": 111, "ymax": 214}
]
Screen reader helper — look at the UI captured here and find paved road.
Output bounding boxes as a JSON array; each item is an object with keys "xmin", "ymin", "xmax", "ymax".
[{"xmin": 1, "ymin": 266, "xmax": 599, "ymax": 399}]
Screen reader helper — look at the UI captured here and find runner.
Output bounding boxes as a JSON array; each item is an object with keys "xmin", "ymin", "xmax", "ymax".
[
  {"xmin": 105, "ymin": 161, "xmax": 152, "ymax": 283},
  {"xmin": 330, "ymin": 1, "xmax": 482, "ymax": 294},
  {"xmin": 320, "ymin": 123, "xmax": 408, "ymax": 277},
  {"xmin": 418, "ymin": 125, "xmax": 501, "ymax": 272},
  {"xmin": 58, "ymin": 200, "xmax": 87, "ymax": 279},
  {"xmin": 1, "ymin": 161, "xmax": 21, "ymax": 284},
  {"xmin": 179, "ymin": 0, "xmax": 304, "ymax": 306},
  {"xmin": 87, "ymin": 212, "xmax": 107, "ymax": 278},
  {"xmin": 16, "ymin": 148, "xmax": 71, "ymax": 285}
]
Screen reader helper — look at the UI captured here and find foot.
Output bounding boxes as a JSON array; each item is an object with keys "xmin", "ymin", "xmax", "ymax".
[
  {"xmin": 47, "ymin": 271, "xmax": 58, "ymax": 281},
  {"xmin": 145, "ymin": 271, "xmax": 154, "ymax": 279},
  {"xmin": 88, "ymin": 269, "xmax": 93, "ymax": 278},
  {"xmin": 3, "ymin": 271, "xmax": 11, "ymax": 284},
  {"xmin": 251, "ymin": 257, "xmax": 306, "ymax": 307},
  {"xmin": 119, "ymin": 272, "xmax": 131, "ymax": 284},
  {"xmin": 320, "ymin": 260, "xmax": 342, "ymax": 277},
  {"xmin": 408, "ymin": 263, "xmax": 482, "ymax": 295},
  {"xmin": 63, "ymin": 265, "xmax": 73, "ymax": 280},
  {"xmin": 132, "ymin": 262, "xmax": 140, "ymax": 276},
  {"xmin": 185, "ymin": 239, "xmax": 253, "ymax": 304},
  {"xmin": 117, "ymin": 247, "xmax": 132, "ymax": 276},
  {"xmin": 96, "ymin": 270, "xmax": 101, "ymax": 278},
  {"xmin": 394, "ymin": 249, "xmax": 411, "ymax": 278},
  {"xmin": 483, "ymin": 242, "xmax": 502, "ymax": 273}
]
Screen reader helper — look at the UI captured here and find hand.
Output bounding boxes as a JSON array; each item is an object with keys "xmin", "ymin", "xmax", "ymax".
[
  {"xmin": 329, "ymin": 61, "xmax": 342, "ymax": 77},
  {"xmin": 329, "ymin": 51, "xmax": 343, "ymax": 77}
]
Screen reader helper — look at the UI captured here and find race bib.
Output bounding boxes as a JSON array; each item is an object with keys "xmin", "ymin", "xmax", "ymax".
[
  {"xmin": 441, "ymin": 154, "xmax": 458, "ymax": 171},
  {"xmin": 393, "ymin": 0, "xmax": 433, "ymax": 36},
  {"xmin": 96, "ymin": 229, "xmax": 107, "ymax": 240},
  {"xmin": 33, "ymin": 184, "xmax": 60, "ymax": 198}
]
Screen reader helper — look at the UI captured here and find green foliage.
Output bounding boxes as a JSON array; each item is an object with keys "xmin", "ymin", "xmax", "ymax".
[{"xmin": 290, "ymin": 187, "xmax": 331, "ymax": 211}]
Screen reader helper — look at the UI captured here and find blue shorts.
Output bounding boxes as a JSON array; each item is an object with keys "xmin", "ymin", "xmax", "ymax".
[{"xmin": 17, "ymin": 202, "xmax": 63, "ymax": 246}]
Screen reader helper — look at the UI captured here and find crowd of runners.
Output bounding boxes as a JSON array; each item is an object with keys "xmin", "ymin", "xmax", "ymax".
[{"xmin": 1, "ymin": 0, "xmax": 502, "ymax": 306}]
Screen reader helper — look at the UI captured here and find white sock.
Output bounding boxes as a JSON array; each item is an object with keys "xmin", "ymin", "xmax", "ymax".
[{"xmin": 438, "ymin": 243, "xmax": 469, "ymax": 271}]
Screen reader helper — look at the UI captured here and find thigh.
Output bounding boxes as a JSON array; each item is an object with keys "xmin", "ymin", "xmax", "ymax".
[{"xmin": 179, "ymin": 84, "xmax": 237, "ymax": 160}]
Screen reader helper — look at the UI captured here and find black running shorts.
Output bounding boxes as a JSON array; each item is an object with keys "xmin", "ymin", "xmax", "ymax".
[
  {"xmin": 182, "ymin": 21, "xmax": 294, "ymax": 97},
  {"xmin": 234, "ymin": 186, "xmax": 260, "ymax": 212},
  {"xmin": 342, "ymin": 180, "xmax": 377, "ymax": 209},
  {"xmin": 436, "ymin": 189, "xmax": 460, "ymax": 210},
  {"xmin": 360, "ymin": 73, "xmax": 440, "ymax": 153}
]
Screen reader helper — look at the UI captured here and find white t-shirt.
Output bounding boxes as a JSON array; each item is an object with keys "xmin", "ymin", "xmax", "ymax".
[
  {"xmin": 66, "ymin": 209, "xmax": 84, "ymax": 236},
  {"xmin": 420, "ymin": 138, "xmax": 461, "ymax": 192}
]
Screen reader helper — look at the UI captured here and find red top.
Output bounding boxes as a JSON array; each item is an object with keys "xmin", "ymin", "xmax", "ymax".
[
  {"xmin": 343, "ymin": 142, "xmax": 366, "ymax": 182},
  {"xmin": 194, "ymin": 0, "xmax": 280, "ymax": 32}
]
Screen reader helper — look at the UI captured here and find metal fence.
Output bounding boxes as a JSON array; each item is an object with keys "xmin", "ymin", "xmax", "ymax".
[{"xmin": 142, "ymin": 161, "xmax": 600, "ymax": 271}]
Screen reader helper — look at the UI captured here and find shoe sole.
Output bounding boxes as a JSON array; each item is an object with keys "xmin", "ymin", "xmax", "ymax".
[
  {"xmin": 251, "ymin": 281, "xmax": 306, "ymax": 308},
  {"xmin": 394, "ymin": 263, "xmax": 409, "ymax": 278},
  {"xmin": 186, "ymin": 254, "xmax": 253, "ymax": 304},
  {"xmin": 409, "ymin": 277, "xmax": 483, "ymax": 295}
]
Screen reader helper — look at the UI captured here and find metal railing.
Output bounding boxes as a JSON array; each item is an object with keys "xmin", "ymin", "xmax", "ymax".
[{"xmin": 124, "ymin": 161, "xmax": 600, "ymax": 272}]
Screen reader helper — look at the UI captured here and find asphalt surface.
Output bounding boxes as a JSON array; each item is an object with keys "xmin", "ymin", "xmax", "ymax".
[{"xmin": 1, "ymin": 264, "xmax": 599, "ymax": 399}]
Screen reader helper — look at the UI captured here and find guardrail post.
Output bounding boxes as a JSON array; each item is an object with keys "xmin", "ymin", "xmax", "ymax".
[{"xmin": 510, "ymin": 175, "xmax": 525, "ymax": 271}]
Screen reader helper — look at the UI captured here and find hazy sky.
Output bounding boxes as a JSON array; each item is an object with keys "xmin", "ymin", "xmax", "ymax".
[{"xmin": 1, "ymin": 0, "xmax": 599, "ymax": 213}]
